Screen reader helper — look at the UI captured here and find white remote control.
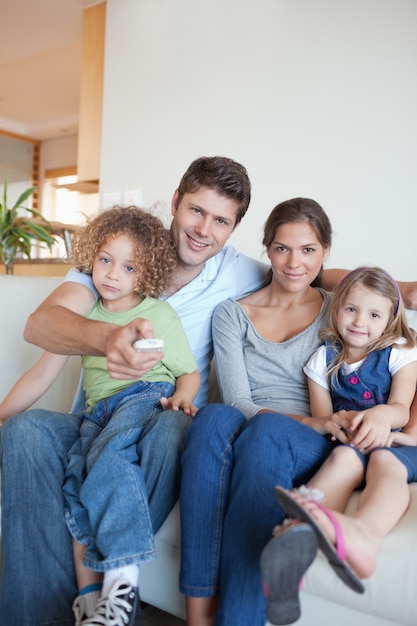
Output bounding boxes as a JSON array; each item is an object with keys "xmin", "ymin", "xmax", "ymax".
[{"xmin": 133, "ymin": 338, "xmax": 164, "ymax": 352}]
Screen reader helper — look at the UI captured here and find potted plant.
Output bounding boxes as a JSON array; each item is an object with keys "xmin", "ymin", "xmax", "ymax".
[{"xmin": 0, "ymin": 179, "xmax": 56, "ymax": 274}]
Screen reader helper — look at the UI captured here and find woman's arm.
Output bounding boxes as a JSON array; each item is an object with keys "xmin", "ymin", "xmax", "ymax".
[
  {"xmin": 212, "ymin": 301, "xmax": 261, "ymax": 419},
  {"xmin": 0, "ymin": 351, "xmax": 69, "ymax": 424}
]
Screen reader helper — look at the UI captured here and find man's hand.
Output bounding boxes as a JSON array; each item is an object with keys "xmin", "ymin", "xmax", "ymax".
[
  {"xmin": 397, "ymin": 281, "xmax": 417, "ymax": 310},
  {"xmin": 105, "ymin": 318, "xmax": 163, "ymax": 379}
]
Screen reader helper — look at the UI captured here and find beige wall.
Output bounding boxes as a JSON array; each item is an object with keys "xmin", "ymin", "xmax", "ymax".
[{"xmin": 99, "ymin": 0, "xmax": 417, "ymax": 279}]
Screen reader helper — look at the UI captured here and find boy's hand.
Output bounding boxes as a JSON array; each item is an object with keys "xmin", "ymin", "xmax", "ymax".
[{"xmin": 160, "ymin": 395, "xmax": 199, "ymax": 418}]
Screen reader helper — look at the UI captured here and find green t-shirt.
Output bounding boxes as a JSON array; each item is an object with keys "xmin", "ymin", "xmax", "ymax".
[{"xmin": 82, "ymin": 297, "xmax": 197, "ymax": 410}]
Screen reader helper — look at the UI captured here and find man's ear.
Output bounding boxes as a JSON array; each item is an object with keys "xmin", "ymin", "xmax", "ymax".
[{"xmin": 171, "ymin": 189, "xmax": 179, "ymax": 216}]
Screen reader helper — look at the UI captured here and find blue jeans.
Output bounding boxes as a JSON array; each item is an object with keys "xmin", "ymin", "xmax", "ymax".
[
  {"xmin": 0, "ymin": 403, "xmax": 191, "ymax": 626},
  {"xmin": 180, "ymin": 405, "xmax": 335, "ymax": 626},
  {"xmin": 64, "ymin": 380, "xmax": 175, "ymax": 571}
]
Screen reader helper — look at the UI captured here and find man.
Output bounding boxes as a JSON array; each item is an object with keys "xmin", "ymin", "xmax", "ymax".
[{"xmin": 0, "ymin": 156, "xmax": 267, "ymax": 626}]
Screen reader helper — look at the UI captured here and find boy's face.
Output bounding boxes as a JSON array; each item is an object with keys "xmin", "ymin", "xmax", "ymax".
[
  {"xmin": 92, "ymin": 234, "xmax": 139, "ymax": 312},
  {"xmin": 170, "ymin": 187, "xmax": 239, "ymax": 270}
]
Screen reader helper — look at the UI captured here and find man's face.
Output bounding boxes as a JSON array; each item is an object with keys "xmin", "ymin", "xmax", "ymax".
[{"xmin": 170, "ymin": 187, "xmax": 239, "ymax": 269}]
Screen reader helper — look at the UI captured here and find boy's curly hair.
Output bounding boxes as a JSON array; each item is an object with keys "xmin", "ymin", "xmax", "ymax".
[{"xmin": 70, "ymin": 206, "xmax": 177, "ymax": 298}]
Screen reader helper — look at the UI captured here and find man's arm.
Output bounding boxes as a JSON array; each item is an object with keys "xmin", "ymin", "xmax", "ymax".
[
  {"xmin": 322, "ymin": 269, "xmax": 417, "ymax": 310},
  {"xmin": 24, "ymin": 281, "xmax": 162, "ymax": 379},
  {"xmin": 24, "ymin": 281, "xmax": 109, "ymax": 355}
]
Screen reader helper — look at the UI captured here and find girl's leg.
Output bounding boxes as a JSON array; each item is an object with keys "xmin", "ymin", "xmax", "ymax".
[
  {"xmin": 215, "ymin": 412, "xmax": 335, "ymax": 626},
  {"xmin": 179, "ymin": 404, "xmax": 246, "ymax": 626},
  {"xmin": 288, "ymin": 449, "xmax": 410, "ymax": 578},
  {"xmin": 307, "ymin": 444, "xmax": 365, "ymax": 511}
]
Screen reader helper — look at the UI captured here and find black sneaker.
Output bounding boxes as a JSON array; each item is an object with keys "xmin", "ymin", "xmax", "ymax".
[{"xmin": 80, "ymin": 578, "xmax": 139, "ymax": 626}]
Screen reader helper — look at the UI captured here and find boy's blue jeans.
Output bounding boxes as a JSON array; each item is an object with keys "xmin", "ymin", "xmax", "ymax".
[
  {"xmin": 180, "ymin": 404, "xmax": 336, "ymax": 626},
  {"xmin": 0, "ymin": 396, "xmax": 191, "ymax": 626},
  {"xmin": 63, "ymin": 380, "xmax": 175, "ymax": 571}
]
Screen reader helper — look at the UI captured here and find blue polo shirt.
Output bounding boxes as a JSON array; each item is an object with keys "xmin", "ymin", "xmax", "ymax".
[{"xmin": 65, "ymin": 246, "xmax": 268, "ymax": 408}]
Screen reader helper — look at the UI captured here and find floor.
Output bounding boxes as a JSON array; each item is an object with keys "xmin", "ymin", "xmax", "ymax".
[{"xmin": 142, "ymin": 604, "xmax": 186, "ymax": 626}]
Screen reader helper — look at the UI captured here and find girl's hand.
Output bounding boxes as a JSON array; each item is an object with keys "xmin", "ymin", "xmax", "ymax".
[
  {"xmin": 160, "ymin": 395, "xmax": 199, "ymax": 418},
  {"xmin": 388, "ymin": 431, "xmax": 417, "ymax": 447},
  {"xmin": 347, "ymin": 408, "xmax": 393, "ymax": 453}
]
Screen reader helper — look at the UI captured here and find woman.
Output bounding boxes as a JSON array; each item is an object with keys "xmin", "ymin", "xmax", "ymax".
[{"xmin": 179, "ymin": 197, "xmax": 357, "ymax": 625}]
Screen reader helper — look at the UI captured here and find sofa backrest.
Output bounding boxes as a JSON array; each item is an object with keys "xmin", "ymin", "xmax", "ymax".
[{"xmin": 0, "ymin": 275, "xmax": 81, "ymax": 413}]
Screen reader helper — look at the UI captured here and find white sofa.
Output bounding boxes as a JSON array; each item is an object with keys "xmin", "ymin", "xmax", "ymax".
[{"xmin": 1, "ymin": 275, "xmax": 417, "ymax": 626}]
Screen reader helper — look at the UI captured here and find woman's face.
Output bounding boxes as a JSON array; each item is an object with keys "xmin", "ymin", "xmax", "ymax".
[{"xmin": 267, "ymin": 220, "xmax": 330, "ymax": 293}]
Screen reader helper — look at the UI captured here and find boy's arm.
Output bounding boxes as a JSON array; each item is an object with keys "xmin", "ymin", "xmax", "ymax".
[
  {"xmin": 0, "ymin": 351, "xmax": 69, "ymax": 424},
  {"xmin": 322, "ymin": 269, "xmax": 417, "ymax": 310},
  {"xmin": 160, "ymin": 370, "xmax": 201, "ymax": 417}
]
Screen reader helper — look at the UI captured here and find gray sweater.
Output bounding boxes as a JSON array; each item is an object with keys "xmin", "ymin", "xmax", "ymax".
[{"xmin": 212, "ymin": 289, "xmax": 332, "ymax": 419}]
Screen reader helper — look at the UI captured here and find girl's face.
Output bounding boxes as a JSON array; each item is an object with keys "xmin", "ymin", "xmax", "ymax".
[
  {"xmin": 267, "ymin": 221, "xmax": 329, "ymax": 294},
  {"xmin": 92, "ymin": 234, "xmax": 141, "ymax": 312},
  {"xmin": 336, "ymin": 284, "xmax": 392, "ymax": 359}
]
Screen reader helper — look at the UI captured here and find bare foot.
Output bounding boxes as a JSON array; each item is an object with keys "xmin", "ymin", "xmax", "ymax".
[{"xmin": 287, "ymin": 489, "xmax": 380, "ymax": 579}]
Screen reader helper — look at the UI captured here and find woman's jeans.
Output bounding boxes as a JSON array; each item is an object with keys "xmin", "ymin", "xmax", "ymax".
[
  {"xmin": 0, "ymin": 398, "xmax": 191, "ymax": 626},
  {"xmin": 180, "ymin": 404, "xmax": 336, "ymax": 626},
  {"xmin": 63, "ymin": 380, "xmax": 175, "ymax": 571}
]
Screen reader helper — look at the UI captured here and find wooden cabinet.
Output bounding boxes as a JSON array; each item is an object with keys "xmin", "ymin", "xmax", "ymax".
[{"xmin": 77, "ymin": 2, "xmax": 106, "ymax": 184}]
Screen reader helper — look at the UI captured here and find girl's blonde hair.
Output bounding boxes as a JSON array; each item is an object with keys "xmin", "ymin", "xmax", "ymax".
[
  {"xmin": 321, "ymin": 266, "xmax": 416, "ymax": 383},
  {"xmin": 70, "ymin": 206, "xmax": 177, "ymax": 298}
]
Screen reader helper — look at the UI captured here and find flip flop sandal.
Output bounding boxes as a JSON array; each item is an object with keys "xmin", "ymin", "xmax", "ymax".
[
  {"xmin": 260, "ymin": 522, "xmax": 318, "ymax": 625},
  {"xmin": 274, "ymin": 486, "xmax": 365, "ymax": 594}
]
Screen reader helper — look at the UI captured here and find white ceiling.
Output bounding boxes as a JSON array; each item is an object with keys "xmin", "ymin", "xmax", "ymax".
[{"xmin": 0, "ymin": 0, "xmax": 98, "ymax": 140}]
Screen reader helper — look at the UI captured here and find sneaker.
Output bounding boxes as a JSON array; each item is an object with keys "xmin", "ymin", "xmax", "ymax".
[
  {"xmin": 73, "ymin": 594, "xmax": 88, "ymax": 626},
  {"xmin": 80, "ymin": 578, "xmax": 139, "ymax": 626}
]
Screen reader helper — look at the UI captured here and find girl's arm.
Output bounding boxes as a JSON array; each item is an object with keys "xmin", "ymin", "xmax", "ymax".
[
  {"xmin": 307, "ymin": 378, "xmax": 334, "ymax": 418},
  {"xmin": 160, "ymin": 370, "xmax": 200, "ymax": 417},
  {"xmin": 0, "ymin": 351, "xmax": 69, "ymax": 425},
  {"xmin": 391, "ymin": 391, "xmax": 417, "ymax": 446},
  {"xmin": 349, "ymin": 360, "xmax": 417, "ymax": 453}
]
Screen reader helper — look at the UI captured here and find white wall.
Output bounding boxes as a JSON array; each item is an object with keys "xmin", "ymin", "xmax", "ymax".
[{"xmin": 99, "ymin": 0, "xmax": 417, "ymax": 279}]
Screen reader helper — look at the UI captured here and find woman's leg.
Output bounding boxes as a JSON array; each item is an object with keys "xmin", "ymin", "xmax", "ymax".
[
  {"xmin": 179, "ymin": 404, "xmax": 246, "ymax": 626},
  {"xmin": 215, "ymin": 412, "xmax": 335, "ymax": 626},
  {"xmin": 0, "ymin": 409, "xmax": 80, "ymax": 626}
]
